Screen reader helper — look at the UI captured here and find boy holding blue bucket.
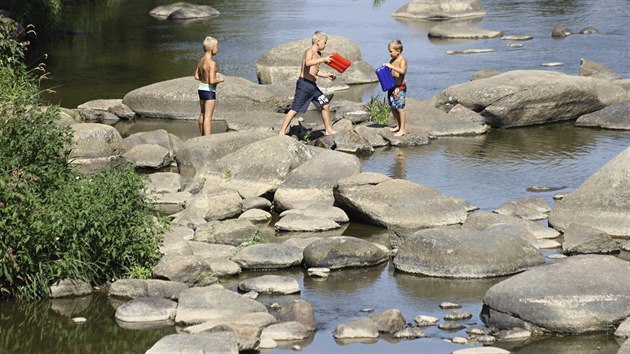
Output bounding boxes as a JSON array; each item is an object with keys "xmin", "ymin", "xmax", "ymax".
[{"xmin": 383, "ymin": 39, "xmax": 407, "ymax": 136}]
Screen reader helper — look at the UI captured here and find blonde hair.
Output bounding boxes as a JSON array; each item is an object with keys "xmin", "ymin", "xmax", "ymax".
[
  {"xmin": 202, "ymin": 36, "xmax": 217, "ymax": 52},
  {"xmin": 312, "ymin": 31, "xmax": 328, "ymax": 44},
  {"xmin": 389, "ymin": 39, "xmax": 403, "ymax": 52}
]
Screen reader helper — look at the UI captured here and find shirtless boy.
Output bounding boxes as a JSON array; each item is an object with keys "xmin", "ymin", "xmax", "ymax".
[
  {"xmin": 278, "ymin": 31, "xmax": 337, "ymax": 136},
  {"xmin": 383, "ymin": 39, "xmax": 407, "ymax": 137},
  {"xmin": 194, "ymin": 36, "xmax": 224, "ymax": 136}
]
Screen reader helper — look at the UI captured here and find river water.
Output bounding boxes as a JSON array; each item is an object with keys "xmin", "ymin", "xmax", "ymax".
[{"xmin": 5, "ymin": 0, "xmax": 630, "ymax": 353}]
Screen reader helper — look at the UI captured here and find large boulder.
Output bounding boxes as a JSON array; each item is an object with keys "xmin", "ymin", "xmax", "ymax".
[
  {"xmin": 122, "ymin": 76, "xmax": 293, "ymax": 120},
  {"xmin": 231, "ymin": 244, "xmax": 303, "ymax": 270},
  {"xmin": 146, "ymin": 333, "xmax": 238, "ymax": 354},
  {"xmin": 481, "ymin": 255, "xmax": 630, "ymax": 334},
  {"xmin": 579, "ymin": 58, "xmax": 622, "ymax": 81},
  {"xmin": 428, "ymin": 24, "xmax": 501, "ymax": 39},
  {"xmin": 302, "ymin": 236, "xmax": 389, "ymax": 269},
  {"xmin": 548, "ymin": 147, "xmax": 630, "ymax": 237},
  {"xmin": 393, "ymin": 227, "xmax": 544, "ymax": 278},
  {"xmin": 274, "ymin": 148, "xmax": 361, "ymax": 211},
  {"xmin": 334, "ymin": 174, "xmax": 467, "ymax": 233},
  {"xmin": 434, "ymin": 70, "xmax": 628, "ymax": 128},
  {"xmin": 255, "ymin": 35, "xmax": 376, "ymax": 85},
  {"xmin": 175, "ymin": 286, "xmax": 267, "ymax": 325},
  {"xmin": 196, "ymin": 135, "xmax": 313, "ymax": 198},
  {"xmin": 392, "ymin": 0, "xmax": 485, "ymax": 20},
  {"xmin": 404, "ymin": 99, "xmax": 489, "ymax": 136},
  {"xmin": 69, "ymin": 123, "xmax": 125, "ymax": 164}
]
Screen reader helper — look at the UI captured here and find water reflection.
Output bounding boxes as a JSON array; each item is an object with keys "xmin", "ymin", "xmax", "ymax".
[{"xmin": 494, "ymin": 333, "xmax": 620, "ymax": 354}]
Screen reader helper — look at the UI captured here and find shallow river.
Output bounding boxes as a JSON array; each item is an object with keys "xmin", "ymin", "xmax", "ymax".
[{"xmin": 4, "ymin": 0, "xmax": 630, "ymax": 353}]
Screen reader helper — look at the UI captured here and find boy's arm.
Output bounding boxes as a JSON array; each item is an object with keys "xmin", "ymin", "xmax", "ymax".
[
  {"xmin": 304, "ymin": 49, "xmax": 331, "ymax": 67},
  {"xmin": 385, "ymin": 57, "xmax": 408, "ymax": 75},
  {"xmin": 207, "ymin": 61, "xmax": 224, "ymax": 85}
]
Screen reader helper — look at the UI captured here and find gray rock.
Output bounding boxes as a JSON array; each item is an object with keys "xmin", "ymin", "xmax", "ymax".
[
  {"xmin": 444, "ymin": 310, "xmax": 473, "ymax": 320},
  {"xmin": 184, "ymin": 312, "xmax": 277, "ymax": 334},
  {"xmin": 497, "ymin": 327, "xmax": 531, "ymax": 340},
  {"xmin": 354, "ymin": 124, "xmax": 390, "ymax": 148},
  {"xmin": 150, "ymin": 3, "xmax": 220, "ymax": 19},
  {"xmin": 280, "ymin": 203, "xmax": 349, "ymax": 223},
  {"xmin": 562, "ymin": 224, "xmax": 620, "ymax": 255},
  {"xmin": 192, "ymin": 324, "xmax": 261, "ymax": 352},
  {"xmin": 576, "ymin": 102, "xmax": 630, "ymax": 130},
  {"xmin": 194, "ymin": 219, "xmax": 257, "ymax": 246},
  {"xmin": 414, "ymin": 315, "xmax": 439, "ymax": 326},
  {"xmin": 274, "ymin": 299, "xmax": 317, "ymax": 332},
  {"xmin": 493, "ymin": 197, "xmax": 551, "ymax": 220},
  {"xmin": 434, "ymin": 70, "xmax": 628, "ymax": 128},
  {"xmin": 470, "ymin": 69, "xmax": 502, "ymax": 81},
  {"xmin": 149, "ymin": 191, "xmax": 192, "ymax": 216},
  {"xmin": 261, "ymin": 321, "xmax": 310, "ymax": 341},
  {"xmin": 176, "ymin": 132, "xmax": 275, "ymax": 185},
  {"xmin": 274, "ymin": 148, "xmax": 360, "ymax": 211},
  {"xmin": 482, "ymin": 255, "xmax": 630, "ymax": 334},
  {"xmin": 332, "ymin": 129, "xmax": 375, "ymax": 153},
  {"xmin": 464, "ymin": 211, "xmax": 560, "ymax": 239},
  {"xmin": 77, "ymin": 98, "xmax": 123, "ymax": 111},
  {"xmin": 334, "ymin": 102, "xmax": 370, "ymax": 124},
  {"xmin": 198, "ymin": 135, "xmax": 312, "ymax": 198},
  {"xmin": 393, "ymin": 327, "xmax": 426, "ymax": 339},
  {"xmin": 152, "ymin": 255, "xmax": 217, "ymax": 287},
  {"xmin": 123, "ymin": 129, "xmax": 176, "ymax": 157},
  {"xmin": 109, "ymin": 279, "xmax": 188, "ymax": 300},
  {"xmin": 209, "ymin": 259, "xmax": 241, "ymax": 277},
  {"xmin": 549, "ymin": 147, "xmax": 630, "ymax": 237},
  {"xmin": 334, "ymin": 178, "xmax": 467, "ymax": 233},
  {"xmin": 275, "ymin": 214, "xmax": 340, "ymax": 232},
  {"xmin": 185, "ymin": 184, "xmax": 242, "ymax": 222},
  {"xmin": 483, "ymin": 223, "xmax": 539, "ymax": 248},
  {"xmin": 176, "ymin": 286, "xmax": 267, "ymax": 325},
  {"xmin": 49, "ymin": 279, "xmax": 92, "ymax": 298},
  {"xmin": 188, "ymin": 242, "xmax": 238, "ymax": 261},
  {"xmin": 392, "ymin": 0, "xmax": 485, "ymax": 20},
  {"xmin": 123, "ymin": 144, "xmax": 172, "ymax": 169},
  {"xmin": 333, "ymin": 317, "xmax": 379, "ymax": 339},
  {"xmin": 232, "ymin": 244, "xmax": 303, "ymax": 270},
  {"xmin": 303, "ymin": 236, "xmax": 389, "ymax": 269},
  {"xmin": 146, "ymin": 332, "xmax": 238, "ymax": 354},
  {"xmin": 438, "ymin": 321, "xmax": 466, "ymax": 330},
  {"xmin": 283, "ymin": 237, "xmax": 322, "ymax": 251},
  {"xmin": 401, "ymin": 99, "xmax": 489, "ymax": 137},
  {"xmin": 616, "ymin": 317, "xmax": 630, "ymax": 338},
  {"xmin": 238, "ymin": 209, "xmax": 272, "ymax": 222},
  {"xmin": 70, "ymin": 123, "xmax": 124, "ymax": 164},
  {"xmin": 256, "ymin": 35, "xmax": 376, "ymax": 85},
  {"xmin": 369, "ymin": 309, "xmax": 407, "ymax": 333},
  {"xmin": 114, "ymin": 297, "xmax": 177, "ymax": 323},
  {"xmin": 552, "ymin": 24, "xmax": 572, "ymax": 37},
  {"xmin": 393, "ymin": 227, "xmax": 544, "ymax": 278},
  {"xmin": 336, "ymin": 171, "xmax": 392, "ymax": 188},
  {"xmin": 147, "ymin": 172, "xmax": 182, "ymax": 194},
  {"xmin": 380, "ymin": 124, "xmax": 432, "ymax": 147},
  {"xmin": 428, "ymin": 24, "xmax": 501, "ymax": 39},
  {"xmin": 579, "ymin": 58, "xmax": 622, "ymax": 80},
  {"xmin": 238, "ymin": 275, "xmax": 300, "ymax": 294},
  {"xmin": 452, "ymin": 348, "xmax": 509, "ymax": 354},
  {"xmin": 241, "ymin": 197, "xmax": 272, "ymax": 211}
]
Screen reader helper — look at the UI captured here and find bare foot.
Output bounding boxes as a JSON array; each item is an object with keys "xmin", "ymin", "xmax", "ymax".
[
  {"xmin": 393, "ymin": 130, "xmax": 407, "ymax": 137},
  {"xmin": 389, "ymin": 126, "xmax": 400, "ymax": 132},
  {"xmin": 324, "ymin": 130, "xmax": 337, "ymax": 136}
]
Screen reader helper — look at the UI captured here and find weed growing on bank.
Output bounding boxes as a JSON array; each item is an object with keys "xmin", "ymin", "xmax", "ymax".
[
  {"xmin": 364, "ymin": 95, "xmax": 391, "ymax": 125},
  {"xmin": 0, "ymin": 20, "xmax": 168, "ymax": 300}
]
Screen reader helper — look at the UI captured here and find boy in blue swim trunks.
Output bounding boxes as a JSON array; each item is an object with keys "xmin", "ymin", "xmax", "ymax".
[
  {"xmin": 194, "ymin": 36, "xmax": 224, "ymax": 136},
  {"xmin": 279, "ymin": 31, "xmax": 337, "ymax": 136},
  {"xmin": 383, "ymin": 39, "xmax": 407, "ymax": 136}
]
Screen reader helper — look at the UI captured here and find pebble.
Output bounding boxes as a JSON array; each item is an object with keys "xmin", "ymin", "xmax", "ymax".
[
  {"xmin": 444, "ymin": 310, "xmax": 473, "ymax": 321},
  {"xmin": 414, "ymin": 315, "xmax": 439, "ymax": 326},
  {"xmin": 440, "ymin": 302, "xmax": 461, "ymax": 309},
  {"xmin": 541, "ymin": 62, "xmax": 564, "ymax": 67},
  {"xmin": 447, "ymin": 49, "xmax": 495, "ymax": 55},
  {"xmin": 361, "ymin": 307, "xmax": 375, "ymax": 313},
  {"xmin": 72, "ymin": 317, "xmax": 87, "ymax": 324},
  {"xmin": 439, "ymin": 321, "xmax": 466, "ymax": 330},
  {"xmin": 452, "ymin": 336, "xmax": 468, "ymax": 344},
  {"xmin": 501, "ymin": 35, "xmax": 534, "ymax": 40}
]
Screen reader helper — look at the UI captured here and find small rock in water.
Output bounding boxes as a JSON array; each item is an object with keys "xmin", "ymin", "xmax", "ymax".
[
  {"xmin": 307, "ymin": 267, "xmax": 330, "ymax": 278},
  {"xmin": 258, "ymin": 337, "xmax": 278, "ymax": 349},
  {"xmin": 394, "ymin": 327, "xmax": 426, "ymax": 339},
  {"xmin": 447, "ymin": 49, "xmax": 494, "ymax": 55},
  {"xmin": 553, "ymin": 192, "xmax": 569, "ymax": 200},
  {"xmin": 452, "ymin": 336, "xmax": 468, "ymax": 344},
  {"xmin": 547, "ymin": 253, "xmax": 568, "ymax": 259},
  {"xmin": 527, "ymin": 185, "xmax": 566, "ymax": 192},
  {"xmin": 507, "ymin": 43, "xmax": 524, "ymax": 48},
  {"xmin": 444, "ymin": 310, "xmax": 473, "ymax": 321},
  {"xmin": 361, "ymin": 307, "xmax": 375, "ymax": 313},
  {"xmin": 439, "ymin": 321, "xmax": 466, "ymax": 331},
  {"xmin": 466, "ymin": 327, "xmax": 491, "ymax": 335},
  {"xmin": 440, "ymin": 302, "xmax": 461, "ymax": 309},
  {"xmin": 72, "ymin": 317, "xmax": 87, "ymax": 324},
  {"xmin": 270, "ymin": 302, "xmax": 281, "ymax": 310},
  {"xmin": 499, "ymin": 327, "xmax": 531, "ymax": 340},
  {"xmin": 501, "ymin": 35, "xmax": 534, "ymax": 40},
  {"xmin": 291, "ymin": 344, "xmax": 302, "ymax": 351},
  {"xmin": 242, "ymin": 291, "xmax": 259, "ymax": 299},
  {"xmin": 541, "ymin": 62, "xmax": 564, "ymax": 67},
  {"xmin": 474, "ymin": 334, "xmax": 497, "ymax": 343},
  {"xmin": 414, "ymin": 315, "xmax": 439, "ymax": 326}
]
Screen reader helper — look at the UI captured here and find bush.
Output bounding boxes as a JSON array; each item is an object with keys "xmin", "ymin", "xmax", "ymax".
[
  {"xmin": 364, "ymin": 95, "xmax": 391, "ymax": 125},
  {"xmin": 0, "ymin": 23, "xmax": 167, "ymax": 300}
]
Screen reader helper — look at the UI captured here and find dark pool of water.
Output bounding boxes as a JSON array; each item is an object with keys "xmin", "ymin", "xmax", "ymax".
[{"xmin": 6, "ymin": 0, "xmax": 630, "ymax": 353}]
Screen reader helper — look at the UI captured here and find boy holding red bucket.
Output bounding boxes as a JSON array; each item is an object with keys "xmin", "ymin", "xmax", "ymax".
[{"xmin": 279, "ymin": 31, "xmax": 339, "ymax": 136}]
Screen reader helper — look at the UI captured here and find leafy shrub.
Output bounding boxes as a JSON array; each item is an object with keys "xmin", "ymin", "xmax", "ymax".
[
  {"xmin": 0, "ymin": 23, "xmax": 167, "ymax": 300},
  {"xmin": 364, "ymin": 95, "xmax": 391, "ymax": 125}
]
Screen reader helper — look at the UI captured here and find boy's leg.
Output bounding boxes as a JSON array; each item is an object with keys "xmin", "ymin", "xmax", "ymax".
[
  {"xmin": 321, "ymin": 104, "xmax": 336, "ymax": 135},
  {"xmin": 389, "ymin": 107, "xmax": 400, "ymax": 132},
  {"xmin": 279, "ymin": 109, "xmax": 298, "ymax": 135},
  {"xmin": 393, "ymin": 108, "xmax": 406, "ymax": 136},
  {"xmin": 198, "ymin": 100, "xmax": 205, "ymax": 135},
  {"xmin": 202, "ymin": 99, "xmax": 215, "ymax": 136}
]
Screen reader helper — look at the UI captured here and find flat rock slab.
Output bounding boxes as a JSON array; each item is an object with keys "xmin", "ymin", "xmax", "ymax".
[
  {"xmin": 146, "ymin": 333, "xmax": 238, "ymax": 354},
  {"xmin": 482, "ymin": 255, "xmax": 630, "ymax": 334},
  {"xmin": 109, "ymin": 279, "xmax": 188, "ymax": 300},
  {"xmin": 303, "ymin": 236, "xmax": 389, "ymax": 269},
  {"xmin": 429, "ymin": 24, "xmax": 501, "ymax": 39},
  {"xmin": 392, "ymin": 0, "xmax": 485, "ymax": 20},
  {"xmin": 115, "ymin": 297, "xmax": 177, "ymax": 323},
  {"xmin": 261, "ymin": 321, "xmax": 310, "ymax": 341},
  {"xmin": 176, "ymin": 286, "xmax": 267, "ymax": 325},
  {"xmin": 393, "ymin": 227, "xmax": 544, "ymax": 278},
  {"xmin": 575, "ymin": 101, "xmax": 630, "ymax": 130},
  {"xmin": 231, "ymin": 244, "xmax": 303, "ymax": 270},
  {"xmin": 274, "ymin": 214, "xmax": 340, "ymax": 232},
  {"xmin": 149, "ymin": 3, "xmax": 220, "ymax": 19},
  {"xmin": 238, "ymin": 275, "xmax": 301, "ymax": 294}
]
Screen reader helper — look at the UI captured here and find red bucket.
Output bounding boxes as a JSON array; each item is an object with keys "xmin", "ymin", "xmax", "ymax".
[{"xmin": 326, "ymin": 52, "xmax": 352, "ymax": 73}]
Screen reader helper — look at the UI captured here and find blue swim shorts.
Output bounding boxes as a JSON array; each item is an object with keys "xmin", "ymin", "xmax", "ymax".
[
  {"xmin": 290, "ymin": 77, "xmax": 329, "ymax": 113},
  {"xmin": 388, "ymin": 83, "xmax": 406, "ymax": 110}
]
